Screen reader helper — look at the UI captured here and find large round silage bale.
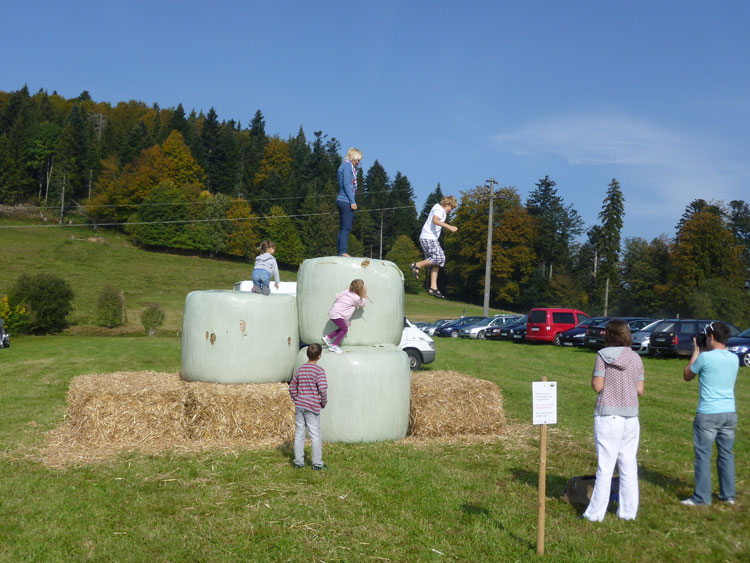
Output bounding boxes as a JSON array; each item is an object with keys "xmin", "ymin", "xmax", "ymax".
[
  {"xmin": 297, "ymin": 256, "xmax": 404, "ymax": 346},
  {"xmin": 293, "ymin": 345, "xmax": 411, "ymax": 442},
  {"xmin": 181, "ymin": 290, "xmax": 298, "ymax": 384}
]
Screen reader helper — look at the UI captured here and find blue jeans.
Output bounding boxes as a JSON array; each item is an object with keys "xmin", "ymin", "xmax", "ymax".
[
  {"xmin": 252, "ymin": 268, "xmax": 271, "ymax": 295},
  {"xmin": 691, "ymin": 412, "xmax": 737, "ymax": 504},
  {"xmin": 294, "ymin": 407, "xmax": 323, "ymax": 468},
  {"xmin": 337, "ymin": 199, "xmax": 354, "ymax": 256}
]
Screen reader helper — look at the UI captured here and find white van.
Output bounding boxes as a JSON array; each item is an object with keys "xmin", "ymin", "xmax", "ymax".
[
  {"xmin": 400, "ymin": 317, "xmax": 436, "ymax": 370},
  {"xmin": 234, "ymin": 281, "xmax": 435, "ymax": 369}
]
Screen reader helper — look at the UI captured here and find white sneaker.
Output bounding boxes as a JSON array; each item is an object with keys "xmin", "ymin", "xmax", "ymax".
[
  {"xmin": 321, "ymin": 335, "xmax": 333, "ymax": 349},
  {"xmin": 681, "ymin": 498, "xmax": 705, "ymax": 506},
  {"xmin": 332, "ymin": 345, "xmax": 343, "ymax": 354}
]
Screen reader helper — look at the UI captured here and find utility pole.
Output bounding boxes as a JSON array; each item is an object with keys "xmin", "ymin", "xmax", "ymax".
[{"xmin": 483, "ymin": 178, "xmax": 498, "ymax": 317}]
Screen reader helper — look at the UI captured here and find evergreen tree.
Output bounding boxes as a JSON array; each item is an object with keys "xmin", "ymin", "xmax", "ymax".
[
  {"xmin": 385, "ymin": 235, "xmax": 422, "ymax": 294},
  {"xmin": 596, "ymin": 178, "xmax": 625, "ymax": 302},
  {"xmin": 619, "ymin": 236, "xmax": 670, "ymax": 316},
  {"xmin": 241, "ymin": 110, "xmax": 268, "ymax": 199},
  {"xmin": 263, "ymin": 204, "xmax": 305, "ymax": 266},
  {"xmin": 675, "ymin": 198, "xmax": 724, "ymax": 239},
  {"xmin": 389, "ymin": 172, "xmax": 419, "ymax": 251},
  {"xmin": 525, "ymin": 175, "xmax": 583, "ymax": 280}
]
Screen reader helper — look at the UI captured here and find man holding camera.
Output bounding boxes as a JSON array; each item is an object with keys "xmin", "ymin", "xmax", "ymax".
[{"xmin": 682, "ymin": 322, "xmax": 739, "ymax": 506}]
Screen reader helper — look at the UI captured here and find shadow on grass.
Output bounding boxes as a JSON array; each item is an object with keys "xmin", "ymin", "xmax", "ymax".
[
  {"xmin": 638, "ymin": 463, "xmax": 691, "ymax": 498},
  {"xmin": 512, "ymin": 468, "xmax": 569, "ymax": 498},
  {"xmin": 276, "ymin": 441, "xmax": 297, "ymax": 468},
  {"xmin": 460, "ymin": 504, "xmax": 535, "ymax": 552}
]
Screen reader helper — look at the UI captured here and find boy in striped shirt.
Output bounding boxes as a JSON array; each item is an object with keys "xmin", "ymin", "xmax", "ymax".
[{"xmin": 289, "ymin": 343, "xmax": 328, "ymax": 470}]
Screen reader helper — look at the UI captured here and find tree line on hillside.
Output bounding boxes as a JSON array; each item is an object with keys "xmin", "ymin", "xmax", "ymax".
[{"xmin": 1, "ymin": 86, "xmax": 749, "ymax": 326}]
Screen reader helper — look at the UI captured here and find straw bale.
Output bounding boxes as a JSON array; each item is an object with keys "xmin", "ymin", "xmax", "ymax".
[
  {"xmin": 408, "ymin": 370, "xmax": 505, "ymax": 438},
  {"xmin": 42, "ymin": 369, "xmax": 506, "ymax": 467},
  {"xmin": 184, "ymin": 381, "xmax": 294, "ymax": 442},
  {"xmin": 65, "ymin": 371, "xmax": 187, "ymax": 446}
]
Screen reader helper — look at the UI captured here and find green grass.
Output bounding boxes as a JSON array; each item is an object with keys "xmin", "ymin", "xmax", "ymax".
[
  {"xmin": 1, "ymin": 220, "xmax": 748, "ymax": 560},
  {"xmin": 1, "ymin": 335, "xmax": 747, "ymax": 561}
]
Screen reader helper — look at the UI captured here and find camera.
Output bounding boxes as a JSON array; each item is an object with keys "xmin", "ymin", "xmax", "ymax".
[{"xmin": 695, "ymin": 331, "xmax": 708, "ymax": 348}]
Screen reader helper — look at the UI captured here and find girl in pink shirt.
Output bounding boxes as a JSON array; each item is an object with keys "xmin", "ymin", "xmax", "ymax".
[{"xmin": 321, "ymin": 279, "xmax": 367, "ymax": 354}]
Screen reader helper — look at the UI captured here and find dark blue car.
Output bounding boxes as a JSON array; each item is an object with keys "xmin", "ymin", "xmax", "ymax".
[
  {"xmin": 434, "ymin": 316, "xmax": 487, "ymax": 338},
  {"xmin": 650, "ymin": 319, "xmax": 741, "ymax": 357},
  {"xmin": 727, "ymin": 328, "xmax": 750, "ymax": 368},
  {"xmin": 558, "ymin": 317, "xmax": 611, "ymax": 347}
]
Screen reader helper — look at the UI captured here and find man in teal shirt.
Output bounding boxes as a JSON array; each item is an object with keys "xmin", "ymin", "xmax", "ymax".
[{"xmin": 682, "ymin": 322, "xmax": 739, "ymax": 506}]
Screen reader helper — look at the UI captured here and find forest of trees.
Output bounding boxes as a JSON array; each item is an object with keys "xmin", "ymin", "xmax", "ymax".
[{"xmin": 1, "ymin": 86, "xmax": 749, "ymax": 325}]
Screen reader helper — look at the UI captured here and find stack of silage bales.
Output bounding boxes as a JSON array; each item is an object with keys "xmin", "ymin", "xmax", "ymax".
[{"xmin": 295, "ymin": 256, "xmax": 411, "ymax": 442}]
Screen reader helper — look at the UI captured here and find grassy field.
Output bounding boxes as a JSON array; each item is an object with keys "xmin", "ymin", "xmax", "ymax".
[{"xmin": 1, "ymin": 221, "xmax": 748, "ymax": 560}]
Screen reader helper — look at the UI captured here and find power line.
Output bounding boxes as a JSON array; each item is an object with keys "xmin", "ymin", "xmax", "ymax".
[
  {"xmin": 0, "ymin": 205, "xmax": 417, "ymax": 229},
  {"xmin": 8, "ymin": 188, "xmax": 414, "ymax": 210}
]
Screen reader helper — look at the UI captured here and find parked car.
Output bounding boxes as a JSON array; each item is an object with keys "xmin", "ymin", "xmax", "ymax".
[
  {"xmin": 558, "ymin": 317, "xmax": 611, "ymax": 347},
  {"xmin": 423, "ymin": 319, "xmax": 453, "ymax": 336},
  {"xmin": 727, "ymin": 328, "xmax": 750, "ymax": 368},
  {"xmin": 649, "ymin": 319, "xmax": 741, "ymax": 357},
  {"xmin": 400, "ymin": 318, "xmax": 436, "ymax": 370},
  {"xmin": 459, "ymin": 315, "xmax": 520, "ymax": 340},
  {"xmin": 487, "ymin": 316, "xmax": 527, "ymax": 340},
  {"xmin": 525, "ymin": 308, "xmax": 590, "ymax": 345},
  {"xmin": 584, "ymin": 317, "xmax": 654, "ymax": 349},
  {"xmin": 434, "ymin": 316, "xmax": 487, "ymax": 338},
  {"xmin": 0, "ymin": 319, "xmax": 9, "ymax": 349},
  {"xmin": 630, "ymin": 319, "xmax": 663, "ymax": 355},
  {"xmin": 512, "ymin": 324, "xmax": 528, "ymax": 343}
]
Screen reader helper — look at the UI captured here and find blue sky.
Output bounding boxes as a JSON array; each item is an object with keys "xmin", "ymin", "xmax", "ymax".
[{"xmin": 2, "ymin": 1, "xmax": 748, "ymax": 242}]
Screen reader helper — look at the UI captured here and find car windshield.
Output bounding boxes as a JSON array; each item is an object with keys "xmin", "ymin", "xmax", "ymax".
[
  {"xmin": 636, "ymin": 320, "xmax": 662, "ymax": 333},
  {"xmin": 737, "ymin": 328, "xmax": 750, "ymax": 338},
  {"xmin": 652, "ymin": 321, "xmax": 675, "ymax": 333}
]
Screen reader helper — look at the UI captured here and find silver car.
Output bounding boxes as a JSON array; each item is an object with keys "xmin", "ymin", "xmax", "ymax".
[
  {"xmin": 459, "ymin": 315, "xmax": 521, "ymax": 340},
  {"xmin": 423, "ymin": 319, "xmax": 454, "ymax": 336},
  {"xmin": 630, "ymin": 319, "xmax": 663, "ymax": 355}
]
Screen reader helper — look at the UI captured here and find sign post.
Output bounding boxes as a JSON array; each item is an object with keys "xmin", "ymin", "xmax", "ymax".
[{"xmin": 532, "ymin": 377, "xmax": 557, "ymax": 556}]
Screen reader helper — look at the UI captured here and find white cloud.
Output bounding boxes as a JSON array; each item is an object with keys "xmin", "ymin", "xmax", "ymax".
[{"xmin": 492, "ymin": 113, "xmax": 750, "ymax": 237}]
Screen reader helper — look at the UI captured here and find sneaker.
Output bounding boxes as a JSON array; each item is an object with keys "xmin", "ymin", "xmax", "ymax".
[
  {"xmin": 312, "ymin": 464, "xmax": 328, "ymax": 471},
  {"xmin": 722, "ymin": 499, "xmax": 736, "ymax": 505},
  {"xmin": 321, "ymin": 335, "xmax": 333, "ymax": 349},
  {"xmin": 681, "ymin": 498, "xmax": 708, "ymax": 506},
  {"xmin": 261, "ymin": 285, "xmax": 270, "ymax": 296},
  {"xmin": 251, "ymin": 284, "xmax": 261, "ymax": 294},
  {"xmin": 293, "ymin": 463, "xmax": 304, "ymax": 469},
  {"xmin": 332, "ymin": 345, "xmax": 343, "ymax": 354},
  {"xmin": 410, "ymin": 262, "xmax": 420, "ymax": 280}
]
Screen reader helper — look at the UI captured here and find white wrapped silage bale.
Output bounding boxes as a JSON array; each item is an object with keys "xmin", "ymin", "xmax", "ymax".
[
  {"xmin": 297, "ymin": 256, "xmax": 404, "ymax": 346},
  {"xmin": 293, "ymin": 345, "xmax": 411, "ymax": 442},
  {"xmin": 181, "ymin": 290, "xmax": 299, "ymax": 384}
]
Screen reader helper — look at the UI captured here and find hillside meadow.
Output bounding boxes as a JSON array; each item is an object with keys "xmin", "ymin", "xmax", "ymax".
[{"xmin": 0, "ymin": 220, "xmax": 748, "ymax": 560}]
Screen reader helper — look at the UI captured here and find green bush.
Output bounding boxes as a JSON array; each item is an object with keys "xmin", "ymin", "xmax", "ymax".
[
  {"xmin": 140, "ymin": 303, "xmax": 165, "ymax": 336},
  {"xmin": 385, "ymin": 235, "xmax": 422, "ymax": 294},
  {"xmin": 0, "ymin": 294, "xmax": 30, "ymax": 334},
  {"xmin": 96, "ymin": 285, "xmax": 125, "ymax": 328},
  {"xmin": 10, "ymin": 273, "xmax": 75, "ymax": 334}
]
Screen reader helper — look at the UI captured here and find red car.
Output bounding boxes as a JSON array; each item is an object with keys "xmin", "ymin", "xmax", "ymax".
[{"xmin": 525, "ymin": 308, "xmax": 590, "ymax": 345}]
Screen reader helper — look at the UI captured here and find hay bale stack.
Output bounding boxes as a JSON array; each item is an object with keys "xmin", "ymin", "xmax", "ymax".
[
  {"xmin": 184, "ymin": 381, "xmax": 294, "ymax": 442},
  {"xmin": 408, "ymin": 370, "xmax": 505, "ymax": 438},
  {"xmin": 65, "ymin": 371, "xmax": 188, "ymax": 446}
]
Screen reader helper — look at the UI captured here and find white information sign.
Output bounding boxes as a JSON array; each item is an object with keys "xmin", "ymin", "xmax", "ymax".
[{"xmin": 532, "ymin": 381, "xmax": 557, "ymax": 425}]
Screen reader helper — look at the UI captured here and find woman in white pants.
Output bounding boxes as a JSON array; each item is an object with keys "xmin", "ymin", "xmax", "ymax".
[{"xmin": 583, "ymin": 319, "xmax": 645, "ymax": 522}]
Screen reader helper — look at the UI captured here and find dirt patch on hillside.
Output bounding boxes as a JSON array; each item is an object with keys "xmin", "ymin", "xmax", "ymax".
[{"xmin": 40, "ymin": 370, "xmax": 506, "ymax": 467}]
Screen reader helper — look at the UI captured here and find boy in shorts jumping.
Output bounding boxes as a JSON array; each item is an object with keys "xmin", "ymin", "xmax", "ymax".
[{"xmin": 410, "ymin": 196, "xmax": 458, "ymax": 299}]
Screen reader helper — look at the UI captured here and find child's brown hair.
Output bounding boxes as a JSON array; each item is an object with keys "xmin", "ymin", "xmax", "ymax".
[
  {"xmin": 307, "ymin": 343, "xmax": 322, "ymax": 360},
  {"xmin": 258, "ymin": 240, "xmax": 275, "ymax": 253},
  {"xmin": 349, "ymin": 279, "xmax": 365, "ymax": 298}
]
